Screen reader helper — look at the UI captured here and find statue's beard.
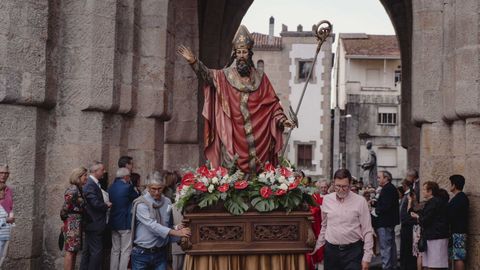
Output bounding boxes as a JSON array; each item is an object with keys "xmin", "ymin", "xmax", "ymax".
[{"xmin": 236, "ymin": 59, "xmax": 251, "ymax": 77}]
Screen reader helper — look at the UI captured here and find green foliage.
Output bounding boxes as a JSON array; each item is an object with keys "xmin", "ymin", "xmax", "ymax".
[
  {"xmin": 224, "ymin": 193, "xmax": 249, "ymax": 215},
  {"xmin": 278, "ymin": 189, "xmax": 303, "ymax": 212},
  {"xmin": 251, "ymin": 196, "xmax": 278, "ymax": 212},
  {"xmin": 303, "ymin": 193, "xmax": 317, "ymax": 206},
  {"xmin": 197, "ymin": 192, "xmax": 220, "ymax": 208}
]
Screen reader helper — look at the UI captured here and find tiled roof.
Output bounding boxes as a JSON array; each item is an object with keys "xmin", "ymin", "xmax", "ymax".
[
  {"xmin": 340, "ymin": 34, "xmax": 399, "ymax": 58},
  {"xmin": 252, "ymin": 32, "xmax": 282, "ymax": 50}
]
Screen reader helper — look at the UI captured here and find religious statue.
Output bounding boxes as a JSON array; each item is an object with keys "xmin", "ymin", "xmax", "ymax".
[
  {"xmin": 360, "ymin": 141, "xmax": 378, "ymax": 187},
  {"xmin": 178, "ymin": 25, "xmax": 294, "ymax": 174}
]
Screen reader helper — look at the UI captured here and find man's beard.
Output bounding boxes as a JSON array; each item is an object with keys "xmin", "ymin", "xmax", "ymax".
[{"xmin": 236, "ymin": 59, "xmax": 251, "ymax": 77}]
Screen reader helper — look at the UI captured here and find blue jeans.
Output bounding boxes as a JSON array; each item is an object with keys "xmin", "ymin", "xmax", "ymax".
[
  {"xmin": 377, "ymin": 227, "xmax": 397, "ymax": 270},
  {"xmin": 131, "ymin": 246, "xmax": 167, "ymax": 270}
]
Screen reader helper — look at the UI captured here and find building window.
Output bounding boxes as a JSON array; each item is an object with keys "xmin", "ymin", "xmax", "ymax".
[
  {"xmin": 297, "ymin": 144, "xmax": 313, "ymax": 170},
  {"xmin": 394, "ymin": 70, "xmax": 402, "ymax": 86},
  {"xmin": 377, "ymin": 106, "xmax": 397, "ymax": 125},
  {"xmin": 377, "ymin": 148, "xmax": 397, "ymax": 167},
  {"xmin": 257, "ymin": 59, "xmax": 264, "ymax": 72},
  {"xmin": 298, "ymin": 60, "xmax": 313, "ymax": 80}
]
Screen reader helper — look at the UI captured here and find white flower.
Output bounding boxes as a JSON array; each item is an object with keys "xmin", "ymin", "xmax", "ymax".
[
  {"xmin": 269, "ymin": 176, "xmax": 276, "ymax": 184},
  {"xmin": 278, "ymin": 176, "xmax": 286, "ymax": 183},
  {"xmin": 200, "ymin": 177, "xmax": 208, "ymax": 184},
  {"xmin": 279, "ymin": 183, "xmax": 288, "ymax": 190},
  {"xmin": 212, "ymin": 177, "xmax": 219, "ymax": 184},
  {"xmin": 208, "ymin": 184, "xmax": 215, "ymax": 193}
]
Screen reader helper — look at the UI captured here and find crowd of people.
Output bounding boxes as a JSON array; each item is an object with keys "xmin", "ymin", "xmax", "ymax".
[
  {"xmin": 0, "ymin": 158, "xmax": 471, "ymax": 270},
  {"xmin": 60, "ymin": 156, "xmax": 190, "ymax": 270},
  {"xmin": 307, "ymin": 168, "xmax": 470, "ymax": 270}
]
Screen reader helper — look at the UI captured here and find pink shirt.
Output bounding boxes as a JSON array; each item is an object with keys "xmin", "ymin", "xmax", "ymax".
[
  {"xmin": 314, "ymin": 191, "xmax": 374, "ymax": 262},
  {"xmin": 0, "ymin": 186, "xmax": 13, "ymax": 214}
]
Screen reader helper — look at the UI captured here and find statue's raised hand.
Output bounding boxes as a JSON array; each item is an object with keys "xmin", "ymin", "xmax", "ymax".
[{"xmin": 177, "ymin": 45, "xmax": 196, "ymax": 64}]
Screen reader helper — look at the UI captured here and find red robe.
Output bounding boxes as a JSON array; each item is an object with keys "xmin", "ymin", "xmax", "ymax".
[
  {"xmin": 202, "ymin": 67, "xmax": 286, "ymax": 173},
  {"xmin": 306, "ymin": 193, "xmax": 324, "ymax": 269}
]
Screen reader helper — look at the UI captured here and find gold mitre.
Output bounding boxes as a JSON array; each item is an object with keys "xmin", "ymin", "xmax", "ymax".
[{"xmin": 232, "ymin": 25, "xmax": 254, "ymax": 50}]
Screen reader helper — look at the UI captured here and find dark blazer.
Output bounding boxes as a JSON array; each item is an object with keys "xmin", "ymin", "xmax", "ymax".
[
  {"xmin": 420, "ymin": 196, "xmax": 449, "ymax": 240},
  {"xmin": 83, "ymin": 177, "xmax": 108, "ymax": 232},
  {"xmin": 108, "ymin": 178, "xmax": 140, "ymax": 231},
  {"xmin": 374, "ymin": 181, "xmax": 400, "ymax": 228},
  {"xmin": 400, "ymin": 189, "xmax": 417, "ymax": 226}
]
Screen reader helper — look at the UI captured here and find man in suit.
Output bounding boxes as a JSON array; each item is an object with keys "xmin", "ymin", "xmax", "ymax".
[
  {"xmin": 80, "ymin": 161, "xmax": 112, "ymax": 270},
  {"xmin": 373, "ymin": 170, "xmax": 399, "ymax": 270},
  {"xmin": 108, "ymin": 167, "xmax": 139, "ymax": 270},
  {"xmin": 406, "ymin": 169, "xmax": 420, "ymax": 202}
]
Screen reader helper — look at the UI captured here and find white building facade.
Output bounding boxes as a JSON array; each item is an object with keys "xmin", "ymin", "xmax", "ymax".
[
  {"xmin": 335, "ymin": 34, "xmax": 407, "ymax": 183},
  {"xmin": 252, "ymin": 19, "xmax": 333, "ymax": 179}
]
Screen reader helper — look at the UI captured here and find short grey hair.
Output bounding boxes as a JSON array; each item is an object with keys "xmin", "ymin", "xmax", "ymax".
[
  {"xmin": 318, "ymin": 179, "xmax": 329, "ymax": 186},
  {"xmin": 89, "ymin": 161, "xmax": 103, "ymax": 173},
  {"xmin": 0, "ymin": 164, "xmax": 8, "ymax": 172},
  {"xmin": 406, "ymin": 169, "xmax": 419, "ymax": 179},
  {"xmin": 145, "ymin": 171, "xmax": 165, "ymax": 186},
  {"xmin": 380, "ymin": 170, "xmax": 393, "ymax": 182},
  {"xmin": 116, "ymin": 168, "xmax": 130, "ymax": 178}
]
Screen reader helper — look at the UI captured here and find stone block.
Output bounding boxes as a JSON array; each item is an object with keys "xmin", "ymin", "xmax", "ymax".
[
  {"xmin": 466, "ymin": 231, "xmax": 480, "ymax": 268},
  {"xmin": 464, "ymin": 155, "xmax": 480, "ymax": 195},
  {"xmin": 451, "ymin": 120, "xmax": 466, "ymax": 157},
  {"xmin": 465, "ymin": 118, "xmax": 480, "ymax": 155},
  {"xmin": 163, "ymin": 143, "xmax": 200, "ymax": 171},
  {"xmin": 139, "ymin": 27, "xmax": 166, "ymax": 58}
]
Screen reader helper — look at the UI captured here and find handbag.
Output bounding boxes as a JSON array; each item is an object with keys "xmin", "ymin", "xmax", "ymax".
[
  {"xmin": 58, "ymin": 228, "xmax": 65, "ymax": 251},
  {"xmin": 417, "ymin": 230, "xmax": 427, "ymax": 252}
]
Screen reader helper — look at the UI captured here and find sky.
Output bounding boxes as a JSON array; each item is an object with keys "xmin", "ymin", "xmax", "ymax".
[{"xmin": 241, "ymin": 0, "xmax": 395, "ymax": 37}]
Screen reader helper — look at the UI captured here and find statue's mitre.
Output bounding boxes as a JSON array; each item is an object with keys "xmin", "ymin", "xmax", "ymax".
[{"xmin": 232, "ymin": 25, "xmax": 254, "ymax": 50}]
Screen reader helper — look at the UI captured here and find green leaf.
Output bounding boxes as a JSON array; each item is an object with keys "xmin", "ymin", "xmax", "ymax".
[
  {"xmin": 280, "ymin": 189, "xmax": 303, "ymax": 211},
  {"xmin": 251, "ymin": 196, "xmax": 277, "ymax": 212},
  {"xmin": 198, "ymin": 192, "xmax": 220, "ymax": 208},
  {"xmin": 303, "ymin": 193, "xmax": 317, "ymax": 206},
  {"xmin": 224, "ymin": 193, "xmax": 249, "ymax": 215},
  {"xmin": 224, "ymin": 199, "xmax": 249, "ymax": 215}
]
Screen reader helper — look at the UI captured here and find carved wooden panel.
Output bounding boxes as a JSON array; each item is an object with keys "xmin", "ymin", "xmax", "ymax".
[
  {"xmin": 199, "ymin": 225, "xmax": 244, "ymax": 241},
  {"xmin": 253, "ymin": 224, "xmax": 299, "ymax": 241}
]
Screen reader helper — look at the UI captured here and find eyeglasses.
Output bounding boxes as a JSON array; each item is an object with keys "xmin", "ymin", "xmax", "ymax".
[
  {"xmin": 334, "ymin": 184, "xmax": 350, "ymax": 190},
  {"xmin": 0, "ymin": 172, "xmax": 9, "ymax": 175}
]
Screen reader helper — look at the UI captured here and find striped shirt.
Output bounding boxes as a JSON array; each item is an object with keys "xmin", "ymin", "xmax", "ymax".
[{"xmin": 0, "ymin": 206, "xmax": 11, "ymax": 241}]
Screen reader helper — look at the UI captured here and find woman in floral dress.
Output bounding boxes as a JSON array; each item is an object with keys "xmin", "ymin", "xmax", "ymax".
[{"xmin": 61, "ymin": 167, "xmax": 88, "ymax": 270}]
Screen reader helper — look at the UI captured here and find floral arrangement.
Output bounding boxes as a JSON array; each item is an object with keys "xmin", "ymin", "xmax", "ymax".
[{"xmin": 175, "ymin": 162, "xmax": 316, "ymax": 215}]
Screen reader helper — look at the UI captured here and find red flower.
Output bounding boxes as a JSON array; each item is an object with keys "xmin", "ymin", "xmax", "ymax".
[
  {"xmin": 196, "ymin": 165, "xmax": 210, "ymax": 177},
  {"xmin": 264, "ymin": 163, "xmax": 275, "ymax": 172},
  {"xmin": 288, "ymin": 180, "xmax": 300, "ymax": 190},
  {"xmin": 217, "ymin": 183, "xmax": 229, "ymax": 193},
  {"xmin": 181, "ymin": 173, "xmax": 195, "ymax": 186},
  {"xmin": 215, "ymin": 166, "xmax": 228, "ymax": 177},
  {"xmin": 193, "ymin": 182, "xmax": 207, "ymax": 192},
  {"xmin": 274, "ymin": 189, "xmax": 287, "ymax": 196},
  {"xmin": 234, "ymin": 180, "xmax": 249, "ymax": 190},
  {"xmin": 260, "ymin": 186, "xmax": 272, "ymax": 198},
  {"xmin": 206, "ymin": 170, "xmax": 217, "ymax": 179},
  {"xmin": 280, "ymin": 167, "xmax": 292, "ymax": 177}
]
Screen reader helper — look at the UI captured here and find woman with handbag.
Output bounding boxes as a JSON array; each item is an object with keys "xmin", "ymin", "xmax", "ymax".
[
  {"xmin": 60, "ymin": 167, "xmax": 88, "ymax": 270},
  {"xmin": 410, "ymin": 181, "xmax": 449, "ymax": 270}
]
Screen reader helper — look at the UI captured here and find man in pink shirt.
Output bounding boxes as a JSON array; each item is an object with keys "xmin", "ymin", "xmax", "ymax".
[{"xmin": 311, "ymin": 168, "xmax": 374, "ymax": 270}]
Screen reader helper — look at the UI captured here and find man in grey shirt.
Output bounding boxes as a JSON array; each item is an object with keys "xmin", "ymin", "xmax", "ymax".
[{"xmin": 131, "ymin": 171, "xmax": 191, "ymax": 270}]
